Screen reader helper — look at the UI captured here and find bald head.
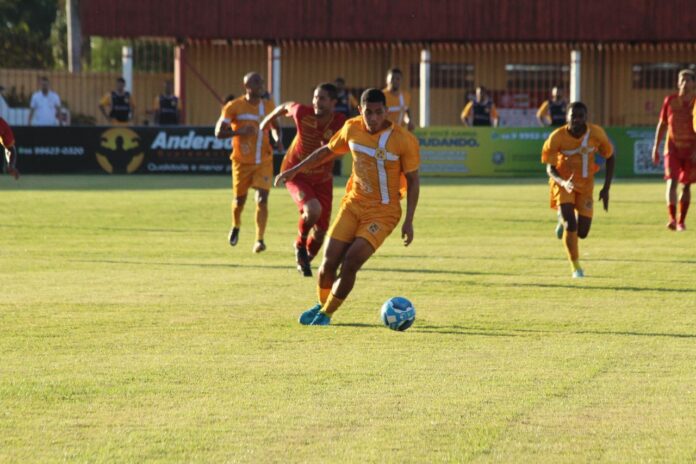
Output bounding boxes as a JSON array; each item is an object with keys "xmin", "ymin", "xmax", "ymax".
[{"xmin": 243, "ymin": 72, "xmax": 265, "ymax": 99}]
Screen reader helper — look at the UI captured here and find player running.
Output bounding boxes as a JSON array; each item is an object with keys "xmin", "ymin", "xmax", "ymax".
[
  {"xmin": 260, "ymin": 83, "xmax": 346, "ymax": 276},
  {"xmin": 215, "ymin": 72, "xmax": 281, "ymax": 253},
  {"xmin": 0, "ymin": 117, "xmax": 20, "ymax": 179},
  {"xmin": 542, "ymin": 102, "xmax": 614, "ymax": 278},
  {"xmin": 651, "ymin": 69, "xmax": 696, "ymax": 231},
  {"xmin": 274, "ymin": 88, "xmax": 420, "ymax": 326}
]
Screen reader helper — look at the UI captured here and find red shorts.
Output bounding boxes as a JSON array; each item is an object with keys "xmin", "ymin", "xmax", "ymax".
[
  {"xmin": 285, "ymin": 176, "xmax": 333, "ymax": 231},
  {"xmin": 664, "ymin": 146, "xmax": 695, "ymax": 183}
]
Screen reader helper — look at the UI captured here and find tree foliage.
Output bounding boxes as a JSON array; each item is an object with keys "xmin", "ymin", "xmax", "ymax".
[{"xmin": 0, "ymin": 0, "xmax": 59, "ymax": 68}]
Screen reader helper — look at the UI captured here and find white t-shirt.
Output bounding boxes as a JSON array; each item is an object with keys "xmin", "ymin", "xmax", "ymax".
[{"xmin": 30, "ymin": 90, "xmax": 61, "ymax": 126}]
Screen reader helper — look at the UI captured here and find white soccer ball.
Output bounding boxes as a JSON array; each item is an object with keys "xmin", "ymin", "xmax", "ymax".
[{"xmin": 380, "ymin": 297, "xmax": 416, "ymax": 331}]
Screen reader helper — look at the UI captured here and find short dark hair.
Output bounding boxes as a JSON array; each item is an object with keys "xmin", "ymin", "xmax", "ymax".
[
  {"xmin": 116, "ymin": 77, "xmax": 126, "ymax": 84},
  {"xmin": 316, "ymin": 82, "xmax": 338, "ymax": 101},
  {"xmin": 224, "ymin": 94, "xmax": 236, "ymax": 103},
  {"xmin": 568, "ymin": 101, "xmax": 588, "ymax": 113},
  {"xmin": 387, "ymin": 68, "xmax": 402, "ymax": 76},
  {"xmin": 360, "ymin": 88, "xmax": 386, "ymax": 107}
]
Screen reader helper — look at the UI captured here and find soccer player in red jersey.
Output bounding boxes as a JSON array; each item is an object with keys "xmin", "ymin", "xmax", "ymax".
[
  {"xmin": 651, "ymin": 69, "xmax": 696, "ymax": 231},
  {"xmin": 261, "ymin": 83, "xmax": 346, "ymax": 276},
  {"xmin": 0, "ymin": 117, "xmax": 19, "ymax": 179}
]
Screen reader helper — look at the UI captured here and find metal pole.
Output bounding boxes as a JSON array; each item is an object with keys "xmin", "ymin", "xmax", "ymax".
[
  {"xmin": 174, "ymin": 44, "xmax": 186, "ymax": 123},
  {"xmin": 122, "ymin": 46, "xmax": 133, "ymax": 93},
  {"xmin": 570, "ymin": 49, "xmax": 581, "ymax": 102},
  {"xmin": 419, "ymin": 48, "xmax": 431, "ymax": 127},
  {"xmin": 271, "ymin": 46, "xmax": 281, "ymax": 103},
  {"xmin": 66, "ymin": 0, "xmax": 81, "ymax": 72}
]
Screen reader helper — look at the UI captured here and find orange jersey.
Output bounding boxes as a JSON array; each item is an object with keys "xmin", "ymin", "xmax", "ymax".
[
  {"xmin": 541, "ymin": 123, "xmax": 614, "ymax": 194},
  {"xmin": 327, "ymin": 117, "xmax": 419, "ymax": 214},
  {"xmin": 660, "ymin": 94, "xmax": 696, "ymax": 152},
  {"xmin": 281, "ymin": 103, "xmax": 346, "ymax": 183},
  {"xmin": 220, "ymin": 96, "xmax": 276, "ymax": 164},
  {"xmin": 382, "ymin": 89, "xmax": 411, "ymax": 127}
]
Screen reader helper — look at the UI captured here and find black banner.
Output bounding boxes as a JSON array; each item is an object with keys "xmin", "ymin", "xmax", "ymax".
[{"xmin": 12, "ymin": 126, "xmax": 318, "ymax": 175}]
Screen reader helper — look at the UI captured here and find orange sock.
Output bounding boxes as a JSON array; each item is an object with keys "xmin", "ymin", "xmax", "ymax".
[
  {"xmin": 563, "ymin": 229, "xmax": 579, "ymax": 263},
  {"xmin": 317, "ymin": 286, "xmax": 331, "ymax": 305},
  {"xmin": 322, "ymin": 293, "xmax": 345, "ymax": 316}
]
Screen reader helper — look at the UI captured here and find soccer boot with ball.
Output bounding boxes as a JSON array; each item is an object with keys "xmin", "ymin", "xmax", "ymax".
[{"xmin": 299, "ymin": 303, "xmax": 322, "ymax": 325}]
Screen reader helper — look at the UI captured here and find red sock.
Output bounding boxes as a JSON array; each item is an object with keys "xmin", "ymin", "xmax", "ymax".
[
  {"xmin": 668, "ymin": 204, "xmax": 677, "ymax": 222},
  {"xmin": 307, "ymin": 233, "xmax": 323, "ymax": 258},
  {"xmin": 296, "ymin": 217, "xmax": 312, "ymax": 248},
  {"xmin": 679, "ymin": 200, "xmax": 689, "ymax": 224}
]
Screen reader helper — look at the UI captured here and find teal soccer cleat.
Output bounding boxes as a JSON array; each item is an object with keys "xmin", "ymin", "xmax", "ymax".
[
  {"xmin": 299, "ymin": 303, "xmax": 322, "ymax": 325},
  {"xmin": 572, "ymin": 269, "xmax": 585, "ymax": 278},
  {"xmin": 555, "ymin": 221, "xmax": 564, "ymax": 239},
  {"xmin": 309, "ymin": 311, "xmax": 331, "ymax": 326}
]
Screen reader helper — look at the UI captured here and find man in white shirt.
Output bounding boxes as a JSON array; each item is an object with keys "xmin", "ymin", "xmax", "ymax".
[{"xmin": 28, "ymin": 77, "xmax": 61, "ymax": 126}]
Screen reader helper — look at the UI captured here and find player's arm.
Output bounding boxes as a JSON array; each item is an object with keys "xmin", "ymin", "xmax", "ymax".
[
  {"xmin": 98, "ymin": 94, "xmax": 111, "ymax": 122},
  {"xmin": 598, "ymin": 155, "xmax": 615, "ymax": 212},
  {"xmin": 259, "ymin": 102, "xmax": 292, "ymax": 131},
  {"xmin": 404, "ymin": 109, "xmax": 415, "ymax": 131},
  {"xmin": 402, "ymin": 170, "xmax": 420, "ymax": 246},
  {"xmin": 546, "ymin": 164, "xmax": 574, "ymax": 193},
  {"xmin": 536, "ymin": 101, "xmax": 549, "ymax": 127},
  {"xmin": 274, "ymin": 144, "xmax": 334, "ymax": 186},
  {"xmin": 491, "ymin": 105, "xmax": 500, "ymax": 128},
  {"xmin": 460, "ymin": 102, "xmax": 471, "ymax": 126},
  {"xmin": 652, "ymin": 120, "xmax": 667, "ymax": 165},
  {"xmin": 4, "ymin": 145, "xmax": 19, "ymax": 179}
]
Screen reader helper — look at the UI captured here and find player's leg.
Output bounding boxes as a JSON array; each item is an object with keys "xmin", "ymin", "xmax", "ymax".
[
  {"xmin": 253, "ymin": 188, "xmax": 269, "ymax": 252},
  {"xmin": 664, "ymin": 153, "xmax": 679, "ymax": 229},
  {"xmin": 298, "ymin": 236, "xmax": 350, "ymax": 325},
  {"xmin": 559, "ymin": 202, "xmax": 583, "ymax": 277},
  {"xmin": 320, "ymin": 237, "xmax": 375, "ymax": 317},
  {"xmin": 307, "ymin": 179, "xmax": 333, "ymax": 261},
  {"xmin": 677, "ymin": 182, "xmax": 690, "ymax": 231},
  {"xmin": 577, "ymin": 215, "xmax": 592, "ymax": 239},
  {"xmin": 251, "ymin": 161, "xmax": 273, "ymax": 253},
  {"xmin": 229, "ymin": 161, "xmax": 251, "ymax": 247}
]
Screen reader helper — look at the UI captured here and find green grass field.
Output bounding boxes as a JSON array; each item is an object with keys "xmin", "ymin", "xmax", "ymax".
[{"xmin": 1, "ymin": 175, "xmax": 695, "ymax": 463}]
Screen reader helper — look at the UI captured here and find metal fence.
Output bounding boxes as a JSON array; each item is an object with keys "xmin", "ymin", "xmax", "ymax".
[{"xmin": 2, "ymin": 39, "xmax": 695, "ymax": 127}]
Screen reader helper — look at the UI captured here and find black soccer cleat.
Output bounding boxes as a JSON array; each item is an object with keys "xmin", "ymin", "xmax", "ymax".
[
  {"xmin": 295, "ymin": 244, "xmax": 312, "ymax": 277},
  {"xmin": 228, "ymin": 227, "xmax": 239, "ymax": 247}
]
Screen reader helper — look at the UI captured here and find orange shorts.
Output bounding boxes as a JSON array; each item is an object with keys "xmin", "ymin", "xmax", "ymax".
[
  {"xmin": 328, "ymin": 199, "xmax": 401, "ymax": 251},
  {"xmin": 550, "ymin": 182, "xmax": 594, "ymax": 218},
  {"xmin": 232, "ymin": 159, "xmax": 273, "ymax": 197}
]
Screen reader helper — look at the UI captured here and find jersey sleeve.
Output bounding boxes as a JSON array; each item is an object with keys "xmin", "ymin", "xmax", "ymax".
[
  {"xmin": 0, "ymin": 118, "xmax": 15, "ymax": 148},
  {"xmin": 327, "ymin": 120, "xmax": 352, "ymax": 155},
  {"xmin": 400, "ymin": 132, "xmax": 420, "ymax": 173},
  {"xmin": 220, "ymin": 101, "xmax": 235, "ymax": 122},
  {"xmin": 536, "ymin": 100, "xmax": 549, "ymax": 119},
  {"xmin": 541, "ymin": 133, "xmax": 559, "ymax": 164},
  {"xmin": 460, "ymin": 102, "xmax": 473, "ymax": 120},
  {"xmin": 594, "ymin": 126, "xmax": 614, "ymax": 159},
  {"xmin": 659, "ymin": 96, "xmax": 671, "ymax": 124}
]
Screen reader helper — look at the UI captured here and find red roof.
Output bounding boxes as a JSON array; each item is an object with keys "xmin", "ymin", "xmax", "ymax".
[{"xmin": 81, "ymin": 0, "xmax": 696, "ymax": 42}]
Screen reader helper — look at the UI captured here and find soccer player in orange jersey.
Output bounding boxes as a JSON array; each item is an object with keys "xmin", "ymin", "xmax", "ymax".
[
  {"xmin": 274, "ymin": 89, "xmax": 420, "ymax": 325},
  {"xmin": 542, "ymin": 102, "xmax": 615, "ymax": 278},
  {"xmin": 382, "ymin": 68, "xmax": 415, "ymax": 131},
  {"xmin": 260, "ymin": 83, "xmax": 347, "ymax": 276},
  {"xmin": 0, "ymin": 117, "xmax": 19, "ymax": 179},
  {"xmin": 215, "ymin": 72, "xmax": 281, "ymax": 253},
  {"xmin": 651, "ymin": 69, "xmax": 696, "ymax": 231}
]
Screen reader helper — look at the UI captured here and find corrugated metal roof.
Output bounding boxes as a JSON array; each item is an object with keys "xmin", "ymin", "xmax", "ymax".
[{"xmin": 81, "ymin": 0, "xmax": 696, "ymax": 42}]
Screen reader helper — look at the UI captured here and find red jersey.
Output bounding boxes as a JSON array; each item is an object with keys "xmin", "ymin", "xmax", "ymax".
[
  {"xmin": 281, "ymin": 103, "xmax": 346, "ymax": 183},
  {"xmin": 659, "ymin": 94, "xmax": 696, "ymax": 156},
  {"xmin": 0, "ymin": 117, "xmax": 15, "ymax": 148}
]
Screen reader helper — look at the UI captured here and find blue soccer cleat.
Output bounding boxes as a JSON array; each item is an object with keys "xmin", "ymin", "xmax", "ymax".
[
  {"xmin": 309, "ymin": 311, "xmax": 331, "ymax": 326},
  {"xmin": 299, "ymin": 303, "xmax": 322, "ymax": 325},
  {"xmin": 555, "ymin": 221, "xmax": 564, "ymax": 239},
  {"xmin": 572, "ymin": 268, "xmax": 585, "ymax": 278}
]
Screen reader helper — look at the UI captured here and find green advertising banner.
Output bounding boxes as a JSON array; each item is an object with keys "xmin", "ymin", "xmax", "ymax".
[{"xmin": 413, "ymin": 126, "xmax": 659, "ymax": 178}]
